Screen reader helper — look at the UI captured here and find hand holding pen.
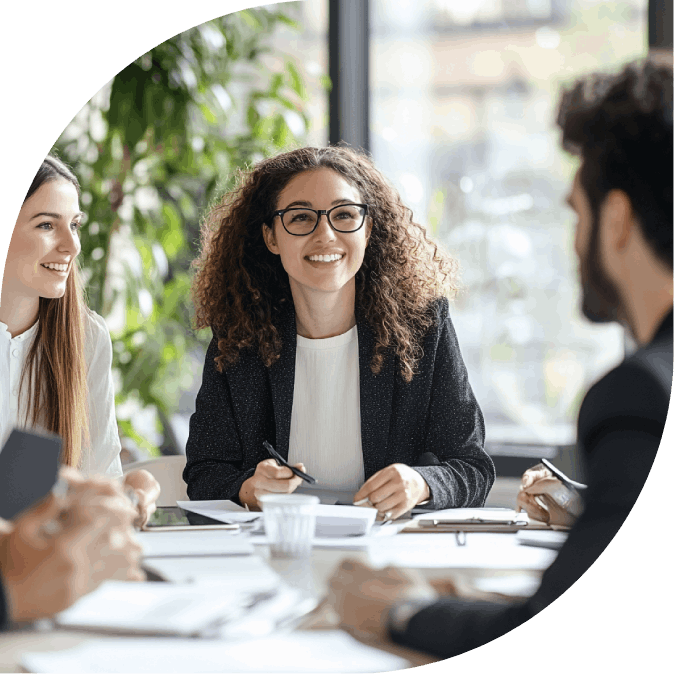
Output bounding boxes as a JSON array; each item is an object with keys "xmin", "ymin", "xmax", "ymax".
[{"xmin": 238, "ymin": 442, "xmax": 317, "ymax": 510}]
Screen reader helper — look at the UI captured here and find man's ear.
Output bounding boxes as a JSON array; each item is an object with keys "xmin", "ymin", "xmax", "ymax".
[
  {"xmin": 262, "ymin": 223, "xmax": 280, "ymax": 255},
  {"xmin": 601, "ymin": 189, "xmax": 634, "ymax": 253}
]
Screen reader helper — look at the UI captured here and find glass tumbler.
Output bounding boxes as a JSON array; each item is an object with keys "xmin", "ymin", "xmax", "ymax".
[{"xmin": 258, "ymin": 494, "xmax": 319, "ymax": 559}]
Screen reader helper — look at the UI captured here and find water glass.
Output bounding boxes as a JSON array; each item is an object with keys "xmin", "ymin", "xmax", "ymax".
[{"xmin": 259, "ymin": 494, "xmax": 319, "ymax": 559}]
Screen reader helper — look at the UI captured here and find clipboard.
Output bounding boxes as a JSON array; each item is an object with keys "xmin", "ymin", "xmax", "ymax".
[
  {"xmin": 403, "ymin": 519, "xmax": 559, "ymax": 533},
  {"xmin": 402, "ymin": 508, "xmax": 570, "ymax": 534}
]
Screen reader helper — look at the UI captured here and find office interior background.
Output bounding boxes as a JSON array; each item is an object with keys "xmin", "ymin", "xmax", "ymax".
[{"xmin": 51, "ymin": 0, "xmax": 668, "ymax": 504}]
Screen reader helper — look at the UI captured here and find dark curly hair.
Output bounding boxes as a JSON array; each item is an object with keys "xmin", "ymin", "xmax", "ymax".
[
  {"xmin": 557, "ymin": 58, "xmax": 673, "ymax": 268},
  {"xmin": 192, "ymin": 146, "xmax": 459, "ymax": 382}
]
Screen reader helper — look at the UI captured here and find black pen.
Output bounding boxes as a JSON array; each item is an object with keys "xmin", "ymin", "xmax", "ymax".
[{"xmin": 263, "ymin": 441, "xmax": 317, "ymax": 485}]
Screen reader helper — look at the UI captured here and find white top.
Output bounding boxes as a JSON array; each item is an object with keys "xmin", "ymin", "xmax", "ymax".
[
  {"xmin": 288, "ymin": 326, "xmax": 365, "ymax": 492},
  {"xmin": 0, "ymin": 310, "xmax": 123, "ymax": 477}
]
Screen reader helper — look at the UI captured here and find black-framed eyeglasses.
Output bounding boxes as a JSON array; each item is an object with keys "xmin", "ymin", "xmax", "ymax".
[{"xmin": 272, "ymin": 203, "xmax": 369, "ymax": 236}]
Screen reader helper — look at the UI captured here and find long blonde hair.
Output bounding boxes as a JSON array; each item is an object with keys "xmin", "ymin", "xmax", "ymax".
[{"xmin": 18, "ymin": 156, "xmax": 90, "ymax": 467}]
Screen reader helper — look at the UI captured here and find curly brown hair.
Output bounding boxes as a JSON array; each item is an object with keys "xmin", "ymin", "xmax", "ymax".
[{"xmin": 192, "ymin": 146, "xmax": 459, "ymax": 382}]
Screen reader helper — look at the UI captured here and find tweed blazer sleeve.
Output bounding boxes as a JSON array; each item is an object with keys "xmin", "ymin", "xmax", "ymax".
[
  {"xmin": 386, "ymin": 298, "xmax": 494, "ymax": 509},
  {"xmin": 183, "ymin": 337, "xmax": 258, "ymax": 503}
]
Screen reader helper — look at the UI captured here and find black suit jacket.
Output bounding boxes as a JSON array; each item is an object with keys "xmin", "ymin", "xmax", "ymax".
[
  {"xmin": 390, "ymin": 309, "xmax": 673, "ymax": 659},
  {"xmin": 184, "ymin": 298, "xmax": 494, "ymax": 509},
  {"xmin": 0, "ymin": 578, "xmax": 7, "ymax": 631}
]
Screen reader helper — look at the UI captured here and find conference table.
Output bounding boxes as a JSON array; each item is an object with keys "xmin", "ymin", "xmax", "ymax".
[{"xmin": 0, "ymin": 514, "xmax": 558, "ymax": 673}]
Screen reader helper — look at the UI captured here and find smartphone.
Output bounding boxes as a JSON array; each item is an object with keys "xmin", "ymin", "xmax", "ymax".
[
  {"xmin": 0, "ymin": 429, "xmax": 61, "ymax": 520},
  {"xmin": 142, "ymin": 506, "xmax": 239, "ymax": 531},
  {"xmin": 540, "ymin": 458, "xmax": 587, "ymax": 492}
]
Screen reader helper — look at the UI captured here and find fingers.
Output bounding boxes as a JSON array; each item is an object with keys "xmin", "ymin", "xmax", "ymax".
[{"xmin": 517, "ymin": 492, "xmax": 550, "ymax": 523}]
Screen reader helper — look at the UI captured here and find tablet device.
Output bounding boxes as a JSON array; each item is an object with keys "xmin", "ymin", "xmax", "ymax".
[
  {"xmin": 0, "ymin": 428, "xmax": 62, "ymax": 520},
  {"xmin": 143, "ymin": 506, "xmax": 239, "ymax": 531}
]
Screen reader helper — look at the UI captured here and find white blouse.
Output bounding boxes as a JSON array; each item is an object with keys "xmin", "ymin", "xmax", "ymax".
[
  {"xmin": 288, "ymin": 326, "xmax": 365, "ymax": 492},
  {"xmin": 0, "ymin": 310, "xmax": 123, "ymax": 477}
]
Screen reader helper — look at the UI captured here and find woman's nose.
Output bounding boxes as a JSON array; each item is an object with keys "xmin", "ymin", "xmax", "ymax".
[
  {"xmin": 313, "ymin": 212, "xmax": 337, "ymax": 242},
  {"xmin": 57, "ymin": 226, "xmax": 81, "ymax": 256}
]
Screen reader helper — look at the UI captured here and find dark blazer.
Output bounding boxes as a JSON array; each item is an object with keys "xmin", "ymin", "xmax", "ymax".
[
  {"xmin": 0, "ymin": 578, "xmax": 7, "ymax": 631},
  {"xmin": 184, "ymin": 298, "xmax": 495, "ymax": 509},
  {"xmin": 390, "ymin": 309, "xmax": 673, "ymax": 659}
]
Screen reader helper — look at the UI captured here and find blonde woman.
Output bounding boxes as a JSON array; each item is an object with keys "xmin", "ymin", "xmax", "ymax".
[{"xmin": 0, "ymin": 156, "xmax": 159, "ymax": 524}]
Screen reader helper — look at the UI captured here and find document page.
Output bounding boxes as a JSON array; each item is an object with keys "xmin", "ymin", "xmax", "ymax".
[
  {"xmin": 22, "ymin": 632, "xmax": 410, "ymax": 673},
  {"xmin": 136, "ymin": 529, "xmax": 254, "ymax": 558}
]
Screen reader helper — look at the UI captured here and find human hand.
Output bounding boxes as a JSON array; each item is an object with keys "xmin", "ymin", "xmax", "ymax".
[
  {"xmin": 122, "ymin": 469, "xmax": 161, "ymax": 527},
  {"xmin": 239, "ymin": 459, "xmax": 306, "ymax": 510},
  {"xmin": 353, "ymin": 464, "xmax": 430, "ymax": 521},
  {"xmin": 0, "ymin": 469, "xmax": 144, "ymax": 623},
  {"xmin": 327, "ymin": 559, "xmax": 437, "ymax": 640},
  {"xmin": 516, "ymin": 464, "xmax": 578, "ymax": 526}
]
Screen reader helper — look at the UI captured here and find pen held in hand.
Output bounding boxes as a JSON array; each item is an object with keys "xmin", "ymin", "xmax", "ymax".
[{"xmin": 262, "ymin": 441, "xmax": 317, "ymax": 485}]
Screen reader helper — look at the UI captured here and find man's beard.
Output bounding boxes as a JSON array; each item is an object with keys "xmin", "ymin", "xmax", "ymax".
[{"xmin": 579, "ymin": 215, "xmax": 623, "ymax": 324}]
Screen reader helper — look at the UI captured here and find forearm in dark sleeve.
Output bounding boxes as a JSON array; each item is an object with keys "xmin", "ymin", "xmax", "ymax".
[
  {"xmin": 419, "ymin": 301, "xmax": 495, "ymax": 508},
  {"xmin": 390, "ymin": 596, "xmax": 531, "ymax": 660},
  {"xmin": 184, "ymin": 339, "xmax": 249, "ymax": 502},
  {"xmin": 0, "ymin": 576, "xmax": 9, "ymax": 631}
]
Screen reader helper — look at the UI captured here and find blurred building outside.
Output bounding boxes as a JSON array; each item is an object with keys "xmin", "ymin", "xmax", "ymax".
[{"xmin": 369, "ymin": 0, "xmax": 647, "ymax": 474}]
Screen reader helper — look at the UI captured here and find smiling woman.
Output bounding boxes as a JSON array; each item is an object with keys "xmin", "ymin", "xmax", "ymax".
[
  {"xmin": 0, "ymin": 156, "xmax": 160, "ymax": 526},
  {"xmin": 185, "ymin": 146, "xmax": 495, "ymax": 519}
]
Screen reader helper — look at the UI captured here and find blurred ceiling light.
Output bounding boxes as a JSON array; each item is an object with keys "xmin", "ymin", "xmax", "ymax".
[
  {"xmin": 535, "ymin": 27, "xmax": 561, "ymax": 49},
  {"xmin": 460, "ymin": 176, "xmax": 474, "ymax": 193}
]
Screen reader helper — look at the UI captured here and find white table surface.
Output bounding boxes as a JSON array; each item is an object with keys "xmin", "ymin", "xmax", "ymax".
[{"xmin": 0, "ymin": 527, "xmax": 552, "ymax": 673}]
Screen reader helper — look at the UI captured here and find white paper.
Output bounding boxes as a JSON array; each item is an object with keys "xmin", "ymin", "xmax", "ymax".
[
  {"xmin": 179, "ymin": 500, "xmax": 377, "ymax": 537},
  {"xmin": 55, "ymin": 581, "xmax": 269, "ymax": 636},
  {"xmin": 143, "ymin": 554, "xmax": 280, "ymax": 587},
  {"xmin": 21, "ymin": 632, "xmax": 410, "ymax": 673},
  {"xmin": 366, "ymin": 533, "xmax": 558, "ymax": 569},
  {"xmin": 413, "ymin": 507, "xmax": 526, "ymax": 524},
  {"xmin": 177, "ymin": 499, "xmax": 261, "ymax": 523},
  {"xmin": 517, "ymin": 530, "xmax": 569, "ymax": 550},
  {"xmin": 137, "ymin": 529, "xmax": 254, "ymax": 558}
]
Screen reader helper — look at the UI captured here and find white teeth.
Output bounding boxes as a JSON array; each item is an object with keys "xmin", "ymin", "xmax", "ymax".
[
  {"xmin": 309, "ymin": 254, "xmax": 343, "ymax": 262},
  {"xmin": 42, "ymin": 263, "xmax": 68, "ymax": 271}
]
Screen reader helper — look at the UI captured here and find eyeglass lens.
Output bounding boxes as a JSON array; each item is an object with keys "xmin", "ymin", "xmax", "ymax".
[{"xmin": 281, "ymin": 204, "xmax": 366, "ymax": 235}]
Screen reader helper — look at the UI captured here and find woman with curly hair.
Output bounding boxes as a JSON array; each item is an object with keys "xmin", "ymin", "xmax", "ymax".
[{"xmin": 185, "ymin": 146, "xmax": 494, "ymax": 519}]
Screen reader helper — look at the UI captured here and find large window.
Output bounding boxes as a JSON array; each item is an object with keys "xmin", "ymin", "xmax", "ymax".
[{"xmin": 370, "ymin": 0, "xmax": 648, "ymax": 447}]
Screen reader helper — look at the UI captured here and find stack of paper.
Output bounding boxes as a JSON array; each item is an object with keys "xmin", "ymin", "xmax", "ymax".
[
  {"xmin": 136, "ymin": 529, "xmax": 254, "ymax": 558},
  {"xmin": 179, "ymin": 500, "xmax": 377, "ymax": 537},
  {"xmin": 21, "ymin": 632, "xmax": 410, "ymax": 673}
]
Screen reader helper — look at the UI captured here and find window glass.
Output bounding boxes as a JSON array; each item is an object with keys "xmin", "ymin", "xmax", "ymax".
[{"xmin": 371, "ymin": 0, "xmax": 648, "ymax": 445}]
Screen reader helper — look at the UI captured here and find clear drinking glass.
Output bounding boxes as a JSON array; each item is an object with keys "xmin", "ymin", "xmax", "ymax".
[{"xmin": 259, "ymin": 494, "xmax": 319, "ymax": 559}]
